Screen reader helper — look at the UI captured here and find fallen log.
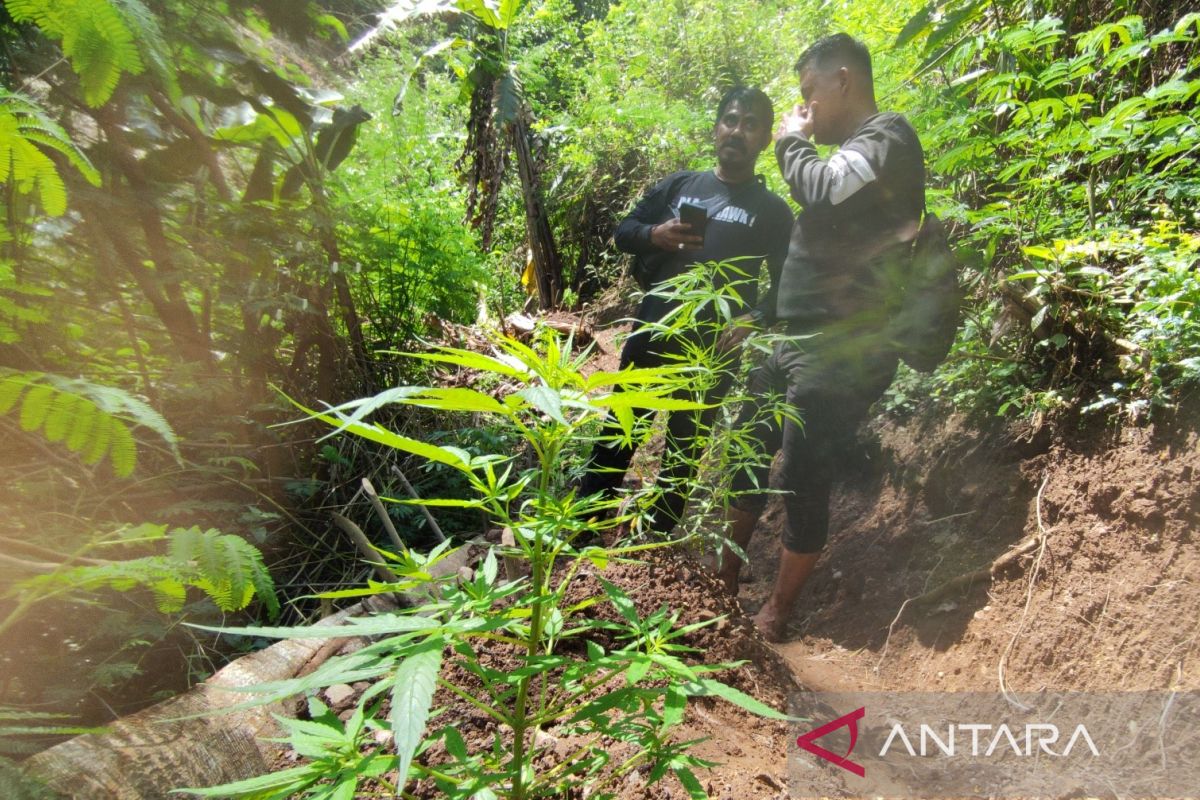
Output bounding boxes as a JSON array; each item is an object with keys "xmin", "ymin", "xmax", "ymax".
[
  {"xmin": 22, "ymin": 596, "xmax": 394, "ymax": 799},
  {"xmin": 23, "ymin": 547, "xmax": 475, "ymax": 799}
]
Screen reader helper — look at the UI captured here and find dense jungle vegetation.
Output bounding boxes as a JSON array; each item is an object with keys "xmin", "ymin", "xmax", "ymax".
[{"xmin": 1, "ymin": 0, "xmax": 1197, "ymax": 795}]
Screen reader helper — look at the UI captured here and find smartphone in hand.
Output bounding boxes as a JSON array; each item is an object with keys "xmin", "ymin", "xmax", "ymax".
[{"xmin": 678, "ymin": 202, "xmax": 708, "ymax": 244}]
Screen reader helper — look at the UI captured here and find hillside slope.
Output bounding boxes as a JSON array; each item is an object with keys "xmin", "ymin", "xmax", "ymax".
[{"xmin": 738, "ymin": 404, "xmax": 1200, "ymax": 695}]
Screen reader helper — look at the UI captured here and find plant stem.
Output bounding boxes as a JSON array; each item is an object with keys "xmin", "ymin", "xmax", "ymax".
[{"xmin": 436, "ymin": 677, "xmax": 511, "ymax": 727}]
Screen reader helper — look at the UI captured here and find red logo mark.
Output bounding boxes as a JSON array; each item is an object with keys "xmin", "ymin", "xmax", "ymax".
[{"xmin": 796, "ymin": 706, "xmax": 866, "ymax": 777}]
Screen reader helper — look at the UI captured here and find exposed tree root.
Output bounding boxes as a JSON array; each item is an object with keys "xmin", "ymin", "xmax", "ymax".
[{"xmin": 908, "ymin": 534, "xmax": 1044, "ymax": 610}]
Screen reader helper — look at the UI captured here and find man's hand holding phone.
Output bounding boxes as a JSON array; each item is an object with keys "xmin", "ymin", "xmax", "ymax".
[{"xmin": 650, "ymin": 203, "xmax": 707, "ymax": 252}]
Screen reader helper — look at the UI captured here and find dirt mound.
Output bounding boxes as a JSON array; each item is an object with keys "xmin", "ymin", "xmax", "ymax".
[{"xmin": 737, "ymin": 404, "xmax": 1200, "ymax": 696}]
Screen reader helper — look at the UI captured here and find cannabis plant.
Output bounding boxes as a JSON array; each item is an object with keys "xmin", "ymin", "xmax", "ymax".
[{"xmin": 181, "ymin": 264, "xmax": 795, "ymax": 798}]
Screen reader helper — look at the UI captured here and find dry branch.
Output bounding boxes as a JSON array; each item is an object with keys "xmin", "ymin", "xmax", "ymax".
[
  {"xmin": 331, "ymin": 511, "xmax": 397, "ymax": 584},
  {"xmin": 390, "ymin": 465, "xmax": 447, "ymax": 543},
  {"xmin": 909, "ymin": 535, "xmax": 1044, "ymax": 609}
]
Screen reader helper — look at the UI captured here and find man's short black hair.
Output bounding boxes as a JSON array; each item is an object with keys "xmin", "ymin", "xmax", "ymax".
[
  {"xmin": 715, "ymin": 85, "xmax": 774, "ymax": 130},
  {"xmin": 795, "ymin": 33, "xmax": 873, "ymax": 86}
]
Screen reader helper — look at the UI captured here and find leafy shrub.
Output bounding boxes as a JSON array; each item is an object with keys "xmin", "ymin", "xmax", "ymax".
[{"xmin": 896, "ymin": 5, "xmax": 1200, "ymax": 420}]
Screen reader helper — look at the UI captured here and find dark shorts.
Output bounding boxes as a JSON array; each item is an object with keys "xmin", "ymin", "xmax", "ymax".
[{"xmin": 730, "ymin": 334, "xmax": 897, "ymax": 553}]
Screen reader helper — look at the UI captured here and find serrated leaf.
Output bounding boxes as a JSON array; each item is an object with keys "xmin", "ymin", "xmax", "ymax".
[
  {"xmin": 294, "ymin": 399, "xmax": 472, "ymax": 473},
  {"xmin": 401, "ymin": 347, "xmax": 530, "ymax": 379},
  {"xmin": 517, "ymin": 384, "xmax": 566, "ymax": 424},
  {"xmin": 673, "ymin": 765, "xmax": 707, "ymax": 799},
  {"xmin": 0, "ymin": 375, "xmax": 26, "ymax": 414},
  {"xmin": 108, "ymin": 419, "xmax": 137, "ymax": 476},
  {"xmin": 663, "ymin": 684, "xmax": 687, "ymax": 728},
  {"xmin": 188, "ymin": 613, "xmax": 432, "ymax": 640},
  {"xmin": 481, "ymin": 548, "xmax": 498, "ymax": 585},
  {"xmin": 392, "ymin": 641, "xmax": 443, "ymax": 789},
  {"xmin": 172, "ymin": 763, "xmax": 319, "ymax": 796},
  {"xmin": 598, "ymin": 577, "xmax": 639, "ymax": 626},
  {"xmin": 399, "ymin": 387, "xmax": 510, "ymax": 415},
  {"xmin": 41, "ymin": 390, "xmax": 79, "ymax": 443},
  {"xmin": 65, "ymin": 399, "xmax": 97, "ymax": 452},
  {"xmin": 682, "ymin": 677, "xmax": 792, "ymax": 721},
  {"xmin": 625, "ymin": 655, "xmax": 651, "ymax": 685},
  {"xmin": 151, "ymin": 579, "xmax": 187, "ymax": 613},
  {"xmin": 443, "ymin": 726, "xmax": 468, "ymax": 760}
]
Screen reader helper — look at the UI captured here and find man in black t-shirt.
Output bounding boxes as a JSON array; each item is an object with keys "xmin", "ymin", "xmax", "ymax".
[
  {"xmin": 580, "ymin": 86, "xmax": 793, "ymax": 534},
  {"xmin": 715, "ymin": 35, "xmax": 926, "ymax": 641}
]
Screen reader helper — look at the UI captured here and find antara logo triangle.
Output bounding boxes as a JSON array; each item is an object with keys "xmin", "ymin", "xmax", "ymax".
[{"xmin": 795, "ymin": 706, "xmax": 866, "ymax": 777}]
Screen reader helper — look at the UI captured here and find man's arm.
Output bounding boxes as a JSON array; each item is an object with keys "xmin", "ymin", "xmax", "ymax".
[
  {"xmin": 775, "ymin": 130, "xmax": 882, "ymax": 208},
  {"xmin": 614, "ymin": 172, "xmax": 702, "ymax": 254}
]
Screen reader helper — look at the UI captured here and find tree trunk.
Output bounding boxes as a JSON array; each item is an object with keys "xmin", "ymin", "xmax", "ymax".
[
  {"xmin": 79, "ymin": 194, "xmax": 214, "ymax": 365},
  {"xmin": 511, "ymin": 110, "xmax": 563, "ymax": 310},
  {"xmin": 92, "ymin": 114, "xmax": 215, "ymax": 364}
]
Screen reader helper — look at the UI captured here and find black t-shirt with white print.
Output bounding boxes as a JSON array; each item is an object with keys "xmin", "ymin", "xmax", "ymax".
[{"xmin": 614, "ymin": 169, "xmax": 793, "ymax": 336}]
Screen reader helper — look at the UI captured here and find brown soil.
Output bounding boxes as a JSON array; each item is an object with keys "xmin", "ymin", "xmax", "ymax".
[
  {"xmin": 745, "ymin": 407, "xmax": 1199, "ymax": 698},
  {"xmin": 281, "ymin": 306, "xmax": 1200, "ymax": 796}
]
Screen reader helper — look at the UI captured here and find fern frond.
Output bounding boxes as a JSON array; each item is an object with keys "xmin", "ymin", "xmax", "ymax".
[
  {"xmin": 80, "ymin": 414, "xmax": 113, "ymax": 466},
  {"xmin": 111, "ymin": 0, "xmax": 180, "ymax": 103},
  {"xmin": 17, "ymin": 383, "xmax": 54, "ymax": 432},
  {"xmin": 8, "ymin": 138, "xmax": 66, "ymax": 216},
  {"xmin": 12, "ymin": 528, "xmax": 276, "ymax": 618},
  {"xmin": 5, "ymin": 0, "xmax": 144, "ymax": 107},
  {"xmin": 66, "ymin": 376, "xmax": 177, "ymax": 454},
  {"xmin": 167, "ymin": 527, "xmax": 278, "ymax": 617},
  {"xmin": 64, "ymin": 398, "xmax": 97, "ymax": 453},
  {"xmin": 107, "ymin": 421, "xmax": 136, "ymax": 477},
  {"xmin": 0, "ymin": 377, "xmax": 23, "ymax": 415},
  {"xmin": 13, "ymin": 127, "xmax": 101, "ymax": 186},
  {"xmin": 151, "ymin": 578, "xmax": 186, "ymax": 613},
  {"xmin": 0, "ymin": 88, "xmax": 100, "ymax": 216},
  {"xmin": 0, "ymin": 370, "xmax": 180, "ymax": 473},
  {"xmin": 41, "ymin": 390, "xmax": 80, "ymax": 443}
]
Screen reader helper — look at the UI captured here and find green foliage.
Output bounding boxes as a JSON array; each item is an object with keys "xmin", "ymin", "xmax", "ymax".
[
  {"xmin": 0, "ymin": 709, "xmax": 107, "ymax": 755},
  {"xmin": 10, "ymin": 525, "xmax": 279, "ymax": 619},
  {"xmin": 894, "ymin": 2, "xmax": 1200, "ymax": 419},
  {"xmin": 0, "ymin": 260, "xmax": 52, "ymax": 344},
  {"xmin": 625, "ymin": 258, "xmax": 802, "ymax": 546},
  {"xmin": 174, "ymin": 697, "xmax": 396, "ymax": 799},
  {"xmin": 0, "ymin": 89, "xmax": 101, "ymax": 215},
  {"xmin": 5, "ymin": 0, "xmax": 145, "ymax": 107},
  {"xmin": 185, "ymin": 288, "xmax": 795, "ymax": 798},
  {"xmin": 0, "ymin": 370, "xmax": 178, "ymax": 475},
  {"xmin": 334, "ymin": 52, "xmax": 488, "ymax": 348}
]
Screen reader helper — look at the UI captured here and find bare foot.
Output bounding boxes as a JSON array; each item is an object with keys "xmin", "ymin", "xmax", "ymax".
[{"xmin": 752, "ymin": 603, "xmax": 786, "ymax": 643}]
